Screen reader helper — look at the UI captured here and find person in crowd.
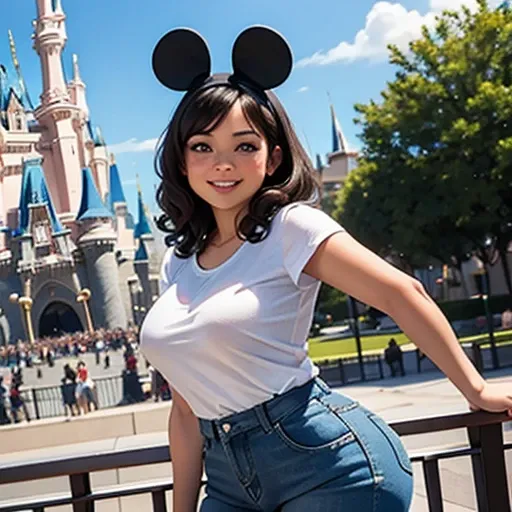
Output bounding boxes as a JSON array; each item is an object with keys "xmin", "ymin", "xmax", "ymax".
[
  {"xmin": 9, "ymin": 382, "xmax": 30, "ymax": 423},
  {"xmin": 61, "ymin": 364, "xmax": 79, "ymax": 417},
  {"xmin": 104, "ymin": 347, "xmax": 111, "ymax": 369},
  {"xmin": 384, "ymin": 338, "xmax": 405, "ymax": 377},
  {"xmin": 501, "ymin": 307, "xmax": 512, "ymax": 330},
  {"xmin": 0, "ymin": 376, "xmax": 11, "ymax": 425},
  {"xmin": 76, "ymin": 361, "xmax": 97, "ymax": 414}
]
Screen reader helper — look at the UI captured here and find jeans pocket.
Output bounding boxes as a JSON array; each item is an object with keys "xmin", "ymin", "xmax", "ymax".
[
  {"xmin": 274, "ymin": 397, "xmax": 355, "ymax": 453},
  {"xmin": 367, "ymin": 414, "xmax": 413, "ymax": 475}
]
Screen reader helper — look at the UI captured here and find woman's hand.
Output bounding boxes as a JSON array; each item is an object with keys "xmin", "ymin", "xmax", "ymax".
[{"xmin": 467, "ymin": 381, "xmax": 512, "ymax": 415}]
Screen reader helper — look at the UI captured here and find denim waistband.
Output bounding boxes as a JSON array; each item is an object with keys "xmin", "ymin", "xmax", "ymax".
[{"xmin": 198, "ymin": 377, "xmax": 357, "ymax": 441}]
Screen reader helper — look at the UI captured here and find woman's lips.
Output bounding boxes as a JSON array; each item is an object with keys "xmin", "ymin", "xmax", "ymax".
[{"xmin": 207, "ymin": 180, "xmax": 242, "ymax": 194}]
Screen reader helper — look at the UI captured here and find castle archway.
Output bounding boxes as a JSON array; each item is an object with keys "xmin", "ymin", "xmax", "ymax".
[{"xmin": 38, "ymin": 302, "xmax": 84, "ymax": 337}]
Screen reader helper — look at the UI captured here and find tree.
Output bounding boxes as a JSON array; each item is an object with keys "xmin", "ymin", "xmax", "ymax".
[{"xmin": 337, "ymin": 0, "xmax": 512, "ymax": 293}]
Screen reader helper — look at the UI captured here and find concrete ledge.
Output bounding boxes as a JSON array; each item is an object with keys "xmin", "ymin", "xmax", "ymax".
[{"xmin": 0, "ymin": 400, "xmax": 171, "ymax": 455}]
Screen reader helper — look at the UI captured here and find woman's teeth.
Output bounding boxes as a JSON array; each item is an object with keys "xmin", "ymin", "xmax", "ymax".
[{"xmin": 211, "ymin": 181, "xmax": 239, "ymax": 187}]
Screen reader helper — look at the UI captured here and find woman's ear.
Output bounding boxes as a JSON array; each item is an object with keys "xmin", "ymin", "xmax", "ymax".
[{"xmin": 267, "ymin": 145, "xmax": 283, "ymax": 176}]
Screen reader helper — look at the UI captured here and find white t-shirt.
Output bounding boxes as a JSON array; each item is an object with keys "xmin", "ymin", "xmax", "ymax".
[{"xmin": 140, "ymin": 202, "xmax": 345, "ymax": 419}]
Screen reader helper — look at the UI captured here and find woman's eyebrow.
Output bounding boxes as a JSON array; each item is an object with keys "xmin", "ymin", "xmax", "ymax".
[{"xmin": 233, "ymin": 130, "xmax": 261, "ymax": 138}]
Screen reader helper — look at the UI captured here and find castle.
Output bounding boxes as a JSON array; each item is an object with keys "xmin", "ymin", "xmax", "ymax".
[{"xmin": 0, "ymin": 0, "xmax": 164, "ymax": 345}]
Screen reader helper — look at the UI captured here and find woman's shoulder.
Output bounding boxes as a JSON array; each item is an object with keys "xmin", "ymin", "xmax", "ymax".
[
  {"xmin": 159, "ymin": 244, "xmax": 190, "ymax": 286},
  {"xmin": 272, "ymin": 201, "xmax": 316, "ymax": 223},
  {"xmin": 272, "ymin": 201, "xmax": 339, "ymax": 231}
]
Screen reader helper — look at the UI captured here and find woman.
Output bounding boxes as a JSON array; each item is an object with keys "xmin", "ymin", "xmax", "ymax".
[{"xmin": 140, "ymin": 27, "xmax": 512, "ymax": 511}]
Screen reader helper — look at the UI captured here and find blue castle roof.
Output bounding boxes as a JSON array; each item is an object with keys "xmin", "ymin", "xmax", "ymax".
[
  {"xmin": 134, "ymin": 188, "xmax": 152, "ymax": 238},
  {"xmin": 76, "ymin": 167, "xmax": 113, "ymax": 221},
  {"xmin": 330, "ymin": 104, "xmax": 348, "ymax": 154},
  {"xmin": 316, "ymin": 154, "xmax": 323, "ymax": 173},
  {"xmin": 134, "ymin": 238, "xmax": 149, "ymax": 262},
  {"xmin": 18, "ymin": 158, "xmax": 64, "ymax": 234},
  {"xmin": 108, "ymin": 163, "xmax": 127, "ymax": 208}
]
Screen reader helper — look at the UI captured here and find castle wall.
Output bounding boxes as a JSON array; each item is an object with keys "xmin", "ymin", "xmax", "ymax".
[
  {"xmin": 117, "ymin": 259, "xmax": 136, "ymax": 324},
  {"xmin": 80, "ymin": 244, "xmax": 127, "ymax": 329}
]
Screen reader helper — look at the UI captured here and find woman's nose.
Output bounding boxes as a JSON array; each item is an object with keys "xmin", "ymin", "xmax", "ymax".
[{"xmin": 213, "ymin": 152, "xmax": 234, "ymax": 171}]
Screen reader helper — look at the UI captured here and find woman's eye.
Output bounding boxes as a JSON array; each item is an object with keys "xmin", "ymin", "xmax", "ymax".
[
  {"xmin": 237, "ymin": 143, "xmax": 258, "ymax": 152},
  {"xmin": 190, "ymin": 142, "xmax": 211, "ymax": 152}
]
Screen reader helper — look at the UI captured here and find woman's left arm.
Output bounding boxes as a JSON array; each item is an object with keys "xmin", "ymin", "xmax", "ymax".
[{"xmin": 304, "ymin": 231, "xmax": 512, "ymax": 415}]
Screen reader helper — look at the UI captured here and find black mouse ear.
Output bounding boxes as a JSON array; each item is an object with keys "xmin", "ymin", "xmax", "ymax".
[
  {"xmin": 152, "ymin": 28, "xmax": 211, "ymax": 91},
  {"xmin": 232, "ymin": 26, "xmax": 292, "ymax": 90}
]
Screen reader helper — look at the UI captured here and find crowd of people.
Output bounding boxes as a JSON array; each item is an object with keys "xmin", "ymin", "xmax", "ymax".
[
  {"xmin": 0, "ymin": 326, "xmax": 140, "ymax": 370},
  {"xmin": 0, "ymin": 326, "xmax": 148, "ymax": 425}
]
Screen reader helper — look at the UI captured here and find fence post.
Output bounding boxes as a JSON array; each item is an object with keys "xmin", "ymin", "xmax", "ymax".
[
  {"xmin": 70, "ymin": 472, "xmax": 94, "ymax": 512},
  {"xmin": 337, "ymin": 359, "xmax": 345, "ymax": 385},
  {"xmin": 377, "ymin": 356, "xmax": 383, "ymax": 379},
  {"xmin": 31, "ymin": 388, "xmax": 40, "ymax": 420},
  {"xmin": 468, "ymin": 423, "xmax": 511, "ymax": 512},
  {"xmin": 471, "ymin": 343, "xmax": 483, "ymax": 374}
]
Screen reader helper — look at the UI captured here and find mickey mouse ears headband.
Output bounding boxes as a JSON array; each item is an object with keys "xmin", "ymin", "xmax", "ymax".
[{"xmin": 152, "ymin": 26, "xmax": 293, "ymax": 93}]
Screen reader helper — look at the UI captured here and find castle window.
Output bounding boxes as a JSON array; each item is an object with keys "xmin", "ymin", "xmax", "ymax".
[{"xmin": 33, "ymin": 222, "xmax": 50, "ymax": 246}]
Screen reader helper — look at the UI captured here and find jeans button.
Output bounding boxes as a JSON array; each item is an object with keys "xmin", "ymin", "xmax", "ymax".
[{"xmin": 222, "ymin": 423, "xmax": 231, "ymax": 433}]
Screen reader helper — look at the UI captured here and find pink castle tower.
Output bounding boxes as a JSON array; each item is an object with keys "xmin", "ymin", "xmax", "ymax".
[
  {"xmin": 32, "ymin": 0, "xmax": 83, "ymax": 227},
  {"xmin": 0, "ymin": 0, "xmax": 165, "ymax": 345}
]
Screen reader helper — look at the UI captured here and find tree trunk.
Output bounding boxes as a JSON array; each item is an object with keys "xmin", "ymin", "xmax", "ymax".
[
  {"xmin": 455, "ymin": 261, "xmax": 470, "ymax": 298},
  {"xmin": 498, "ymin": 245, "xmax": 512, "ymax": 295}
]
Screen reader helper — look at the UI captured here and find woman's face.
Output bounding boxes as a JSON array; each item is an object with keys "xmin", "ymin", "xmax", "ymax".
[{"xmin": 183, "ymin": 99, "xmax": 282, "ymax": 217}]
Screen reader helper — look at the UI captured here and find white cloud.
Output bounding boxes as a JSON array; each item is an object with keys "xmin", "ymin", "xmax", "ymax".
[
  {"xmin": 108, "ymin": 137, "xmax": 158, "ymax": 154},
  {"xmin": 297, "ymin": 0, "xmax": 502, "ymax": 67},
  {"xmin": 298, "ymin": 86, "xmax": 310, "ymax": 93},
  {"xmin": 121, "ymin": 179, "xmax": 137, "ymax": 186}
]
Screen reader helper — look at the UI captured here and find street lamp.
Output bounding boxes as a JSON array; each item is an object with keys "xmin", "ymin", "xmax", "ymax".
[
  {"xmin": 9, "ymin": 293, "xmax": 35, "ymax": 345},
  {"xmin": 76, "ymin": 288, "xmax": 94, "ymax": 333},
  {"xmin": 473, "ymin": 268, "xmax": 499, "ymax": 370}
]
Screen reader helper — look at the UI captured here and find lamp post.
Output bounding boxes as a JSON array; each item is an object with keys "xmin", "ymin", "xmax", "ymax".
[
  {"xmin": 9, "ymin": 293, "xmax": 35, "ymax": 345},
  {"xmin": 347, "ymin": 295, "xmax": 365, "ymax": 381},
  {"xmin": 474, "ymin": 268, "xmax": 499, "ymax": 369},
  {"xmin": 76, "ymin": 288, "xmax": 94, "ymax": 333}
]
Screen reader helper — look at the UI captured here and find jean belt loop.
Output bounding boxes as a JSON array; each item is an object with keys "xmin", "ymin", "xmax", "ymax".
[
  {"xmin": 211, "ymin": 420, "xmax": 220, "ymax": 441},
  {"xmin": 254, "ymin": 403, "xmax": 273, "ymax": 433},
  {"xmin": 314, "ymin": 376, "xmax": 332, "ymax": 395}
]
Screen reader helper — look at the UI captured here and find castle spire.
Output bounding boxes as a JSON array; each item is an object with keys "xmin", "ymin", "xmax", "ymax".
[
  {"xmin": 315, "ymin": 154, "xmax": 323, "ymax": 174},
  {"xmin": 76, "ymin": 168, "xmax": 113, "ymax": 221},
  {"xmin": 72, "ymin": 53, "xmax": 82, "ymax": 82},
  {"xmin": 330, "ymin": 103, "xmax": 348, "ymax": 155},
  {"xmin": 108, "ymin": 158, "xmax": 127, "ymax": 209},
  {"xmin": 8, "ymin": 30, "xmax": 34, "ymax": 111},
  {"xmin": 134, "ymin": 178, "xmax": 151, "ymax": 239},
  {"xmin": 36, "ymin": 0, "xmax": 53, "ymax": 17},
  {"xmin": 33, "ymin": 0, "xmax": 69, "ymax": 105},
  {"xmin": 53, "ymin": 0, "xmax": 64, "ymax": 14}
]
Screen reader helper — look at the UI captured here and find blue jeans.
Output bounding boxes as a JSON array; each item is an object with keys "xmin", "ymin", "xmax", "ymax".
[{"xmin": 198, "ymin": 378, "xmax": 413, "ymax": 511}]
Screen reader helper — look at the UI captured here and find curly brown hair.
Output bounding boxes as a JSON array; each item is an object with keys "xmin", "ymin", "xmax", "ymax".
[{"xmin": 155, "ymin": 84, "xmax": 321, "ymax": 258}]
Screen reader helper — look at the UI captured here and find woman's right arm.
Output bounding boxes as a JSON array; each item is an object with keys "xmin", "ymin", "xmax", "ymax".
[{"xmin": 169, "ymin": 388, "xmax": 204, "ymax": 512}]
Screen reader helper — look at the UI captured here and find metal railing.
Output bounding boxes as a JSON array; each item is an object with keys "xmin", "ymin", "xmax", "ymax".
[{"xmin": 0, "ymin": 410, "xmax": 510, "ymax": 512}]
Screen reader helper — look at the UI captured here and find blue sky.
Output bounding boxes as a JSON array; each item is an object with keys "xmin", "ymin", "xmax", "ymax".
[{"xmin": 0, "ymin": 0, "xmax": 498, "ymax": 216}]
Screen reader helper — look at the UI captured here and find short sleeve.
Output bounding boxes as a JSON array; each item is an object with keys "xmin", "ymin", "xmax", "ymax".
[
  {"xmin": 280, "ymin": 203, "xmax": 345, "ymax": 289},
  {"xmin": 158, "ymin": 247, "xmax": 175, "ymax": 294}
]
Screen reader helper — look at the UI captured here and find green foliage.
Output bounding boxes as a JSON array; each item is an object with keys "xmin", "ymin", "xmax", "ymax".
[{"xmin": 334, "ymin": 0, "xmax": 512, "ymax": 292}]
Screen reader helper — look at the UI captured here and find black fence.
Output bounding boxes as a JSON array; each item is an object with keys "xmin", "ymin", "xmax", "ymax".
[
  {"xmin": 0, "ymin": 410, "xmax": 510, "ymax": 511},
  {"xmin": 12, "ymin": 373, "xmax": 147, "ymax": 421},
  {"xmin": 4, "ymin": 338, "xmax": 512, "ymax": 422}
]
